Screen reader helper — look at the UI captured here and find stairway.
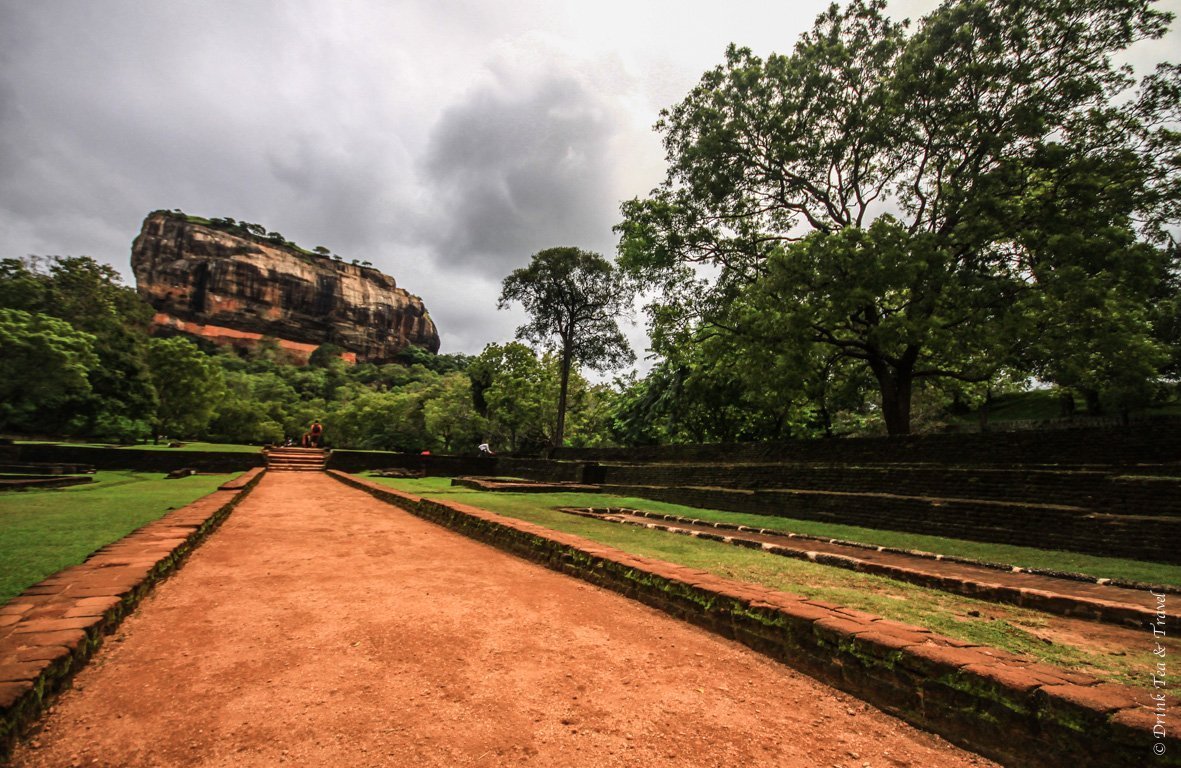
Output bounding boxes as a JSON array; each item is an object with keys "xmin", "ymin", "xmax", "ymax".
[{"xmin": 265, "ymin": 447, "xmax": 328, "ymax": 472}]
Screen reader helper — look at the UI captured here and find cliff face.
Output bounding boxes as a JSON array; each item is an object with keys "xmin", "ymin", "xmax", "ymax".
[{"xmin": 131, "ymin": 212, "xmax": 440, "ymax": 363}]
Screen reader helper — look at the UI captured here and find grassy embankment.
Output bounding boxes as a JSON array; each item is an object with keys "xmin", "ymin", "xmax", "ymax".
[
  {"xmin": 13, "ymin": 440, "xmax": 261, "ymax": 453},
  {"xmin": 368, "ymin": 475, "xmax": 1178, "ymax": 694},
  {"xmin": 0, "ymin": 470, "xmax": 239, "ymax": 604}
]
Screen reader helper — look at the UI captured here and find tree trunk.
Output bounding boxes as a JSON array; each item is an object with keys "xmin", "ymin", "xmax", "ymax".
[
  {"xmin": 1082, "ymin": 388, "xmax": 1103, "ymax": 415},
  {"xmin": 868, "ymin": 356, "xmax": 914, "ymax": 436},
  {"xmin": 554, "ymin": 345, "xmax": 573, "ymax": 448}
]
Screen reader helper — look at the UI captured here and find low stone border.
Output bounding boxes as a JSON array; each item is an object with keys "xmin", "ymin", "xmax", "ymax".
[
  {"xmin": 555, "ymin": 507, "xmax": 1176, "ymax": 627},
  {"xmin": 566, "ymin": 506, "xmax": 1181, "ymax": 594},
  {"xmin": 0, "ymin": 466, "xmax": 267, "ymax": 757},
  {"xmin": 330, "ymin": 470, "xmax": 1177, "ymax": 768},
  {"xmin": 451, "ymin": 476, "xmax": 601, "ymax": 493},
  {"xmin": 0, "ymin": 477, "xmax": 93, "ymax": 492}
]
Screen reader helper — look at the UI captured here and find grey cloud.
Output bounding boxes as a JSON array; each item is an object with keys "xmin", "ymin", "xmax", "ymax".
[{"xmin": 418, "ymin": 72, "xmax": 622, "ymax": 277}]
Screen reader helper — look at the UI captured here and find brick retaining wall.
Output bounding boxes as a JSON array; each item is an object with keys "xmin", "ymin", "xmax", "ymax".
[
  {"xmin": 326, "ymin": 450, "xmax": 496, "ymax": 476},
  {"xmin": 591, "ymin": 462, "xmax": 1181, "ymax": 516},
  {"xmin": 552, "ymin": 422, "xmax": 1181, "ymax": 467},
  {"xmin": 329, "ymin": 470, "xmax": 1177, "ymax": 768}
]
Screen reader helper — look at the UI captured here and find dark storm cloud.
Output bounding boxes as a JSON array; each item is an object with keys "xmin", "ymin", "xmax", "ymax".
[
  {"xmin": 0, "ymin": 1, "xmax": 417, "ymax": 275},
  {"xmin": 6, "ymin": 0, "xmax": 1170, "ymax": 358},
  {"xmin": 418, "ymin": 72, "xmax": 623, "ymax": 277}
]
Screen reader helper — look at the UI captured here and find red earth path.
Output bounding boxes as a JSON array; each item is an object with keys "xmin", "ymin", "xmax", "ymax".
[{"xmin": 8, "ymin": 472, "xmax": 997, "ymax": 768}]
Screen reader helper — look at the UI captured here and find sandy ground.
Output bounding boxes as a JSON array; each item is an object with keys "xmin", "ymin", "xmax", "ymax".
[{"xmin": 8, "ymin": 472, "xmax": 998, "ymax": 768}]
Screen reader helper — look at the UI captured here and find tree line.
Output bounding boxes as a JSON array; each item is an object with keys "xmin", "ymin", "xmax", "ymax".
[
  {"xmin": 3, "ymin": 0, "xmax": 1179, "ymax": 447},
  {"xmin": 0, "ymin": 256, "xmax": 619, "ymax": 451}
]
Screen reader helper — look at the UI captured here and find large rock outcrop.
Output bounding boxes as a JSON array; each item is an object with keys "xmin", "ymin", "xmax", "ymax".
[{"xmin": 131, "ymin": 211, "xmax": 440, "ymax": 363}]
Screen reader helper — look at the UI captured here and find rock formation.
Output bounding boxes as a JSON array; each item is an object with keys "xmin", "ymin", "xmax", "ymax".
[{"xmin": 131, "ymin": 211, "xmax": 440, "ymax": 363}]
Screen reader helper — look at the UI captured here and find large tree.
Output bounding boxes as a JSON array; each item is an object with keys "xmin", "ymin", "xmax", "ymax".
[
  {"xmin": 617, "ymin": 0, "xmax": 1178, "ymax": 434},
  {"xmin": 499, "ymin": 247, "xmax": 634, "ymax": 447}
]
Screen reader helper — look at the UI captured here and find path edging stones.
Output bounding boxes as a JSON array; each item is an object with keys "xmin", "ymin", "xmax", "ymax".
[
  {"xmin": 0, "ymin": 467, "xmax": 267, "ymax": 757},
  {"xmin": 329, "ymin": 471, "xmax": 1177, "ymax": 768}
]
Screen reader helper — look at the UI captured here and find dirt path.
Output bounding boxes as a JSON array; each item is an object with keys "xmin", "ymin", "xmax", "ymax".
[{"xmin": 9, "ymin": 473, "xmax": 997, "ymax": 768}]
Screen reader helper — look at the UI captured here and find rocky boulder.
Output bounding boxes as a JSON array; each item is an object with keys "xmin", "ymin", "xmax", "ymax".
[{"xmin": 131, "ymin": 211, "xmax": 440, "ymax": 363}]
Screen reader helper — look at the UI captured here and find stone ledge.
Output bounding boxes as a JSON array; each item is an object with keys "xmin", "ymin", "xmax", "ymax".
[
  {"xmin": 329, "ymin": 470, "xmax": 1179, "ymax": 768},
  {"xmin": 557, "ymin": 507, "xmax": 1173, "ymax": 626},
  {"xmin": 0, "ymin": 467, "xmax": 267, "ymax": 757}
]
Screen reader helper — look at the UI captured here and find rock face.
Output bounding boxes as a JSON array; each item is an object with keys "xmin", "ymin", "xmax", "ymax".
[{"xmin": 131, "ymin": 211, "xmax": 440, "ymax": 363}]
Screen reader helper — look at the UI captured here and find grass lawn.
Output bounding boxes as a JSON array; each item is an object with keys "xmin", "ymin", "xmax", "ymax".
[
  {"xmin": 15, "ymin": 440, "xmax": 262, "ymax": 453},
  {"xmin": 119, "ymin": 441, "xmax": 261, "ymax": 453},
  {"xmin": 367, "ymin": 475, "xmax": 1178, "ymax": 694},
  {"xmin": 591, "ymin": 503, "xmax": 1181, "ymax": 588},
  {"xmin": 377, "ymin": 477, "xmax": 1181, "ymax": 587},
  {"xmin": 0, "ymin": 470, "xmax": 239, "ymax": 604}
]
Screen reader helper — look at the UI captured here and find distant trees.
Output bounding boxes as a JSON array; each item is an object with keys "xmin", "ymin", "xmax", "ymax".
[
  {"xmin": 0, "ymin": 309, "xmax": 97, "ymax": 432},
  {"xmin": 499, "ymin": 247, "xmax": 634, "ymax": 447},
  {"xmin": 146, "ymin": 337, "xmax": 225, "ymax": 439},
  {"xmin": 0, "ymin": 256, "xmax": 156, "ymax": 441}
]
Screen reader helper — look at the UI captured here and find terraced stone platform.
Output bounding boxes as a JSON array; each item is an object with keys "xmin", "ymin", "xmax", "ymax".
[{"xmin": 558, "ymin": 506, "xmax": 1177, "ymax": 627}]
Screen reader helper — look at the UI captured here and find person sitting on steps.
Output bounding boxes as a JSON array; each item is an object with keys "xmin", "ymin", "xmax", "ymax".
[{"xmin": 309, "ymin": 420, "xmax": 324, "ymax": 448}]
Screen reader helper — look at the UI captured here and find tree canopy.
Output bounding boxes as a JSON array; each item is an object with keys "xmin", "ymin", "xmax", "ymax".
[
  {"xmin": 499, "ymin": 247, "xmax": 635, "ymax": 446},
  {"xmin": 617, "ymin": 0, "xmax": 1180, "ymax": 433}
]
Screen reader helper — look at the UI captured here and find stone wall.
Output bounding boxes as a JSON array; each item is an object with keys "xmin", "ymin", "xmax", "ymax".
[
  {"xmin": 552, "ymin": 421, "xmax": 1181, "ymax": 467},
  {"xmin": 326, "ymin": 450, "xmax": 496, "ymax": 477},
  {"xmin": 496, "ymin": 424, "xmax": 1181, "ymax": 563}
]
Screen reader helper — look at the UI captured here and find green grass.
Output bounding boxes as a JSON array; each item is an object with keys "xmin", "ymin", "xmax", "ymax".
[
  {"xmin": 368, "ymin": 475, "xmax": 1179, "ymax": 694},
  {"xmin": 376, "ymin": 476, "xmax": 1181, "ymax": 587},
  {"xmin": 118, "ymin": 441, "xmax": 261, "ymax": 453},
  {"xmin": 598, "ymin": 504, "xmax": 1181, "ymax": 587},
  {"xmin": 0, "ymin": 470, "xmax": 239, "ymax": 604},
  {"xmin": 15, "ymin": 440, "xmax": 261, "ymax": 453}
]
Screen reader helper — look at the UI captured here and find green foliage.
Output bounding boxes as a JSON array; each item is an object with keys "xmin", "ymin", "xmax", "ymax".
[
  {"xmin": 423, "ymin": 372, "xmax": 483, "ymax": 452},
  {"xmin": 499, "ymin": 247, "xmax": 635, "ymax": 446},
  {"xmin": 0, "ymin": 256, "xmax": 158, "ymax": 435},
  {"xmin": 147, "ymin": 336, "xmax": 226, "ymax": 437},
  {"xmin": 329, "ymin": 386, "xmax": 432, "ymax": 451},
  {"xmin": 308, "ymin": 342, "xmax": 347, "ymax": 369},
  {"xmin": 469, "ymin": 342, "xmax": 555, "ymax": 451},
  {"xmin": 0, "ymin": 309, "xmax": 98, "ymax": 431},
  {"xmin": 617, "ymin": 0, "xmax": 1179, "ymax": 434},
  {"xmin": 467, "ymin": 342, "xmax": 613, "ymax": 452}
]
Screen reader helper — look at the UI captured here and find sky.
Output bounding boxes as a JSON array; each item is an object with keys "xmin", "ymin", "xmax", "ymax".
[{"xmin": 1, "ymin": 0, "xmax": 1178, "ymax": 370}]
